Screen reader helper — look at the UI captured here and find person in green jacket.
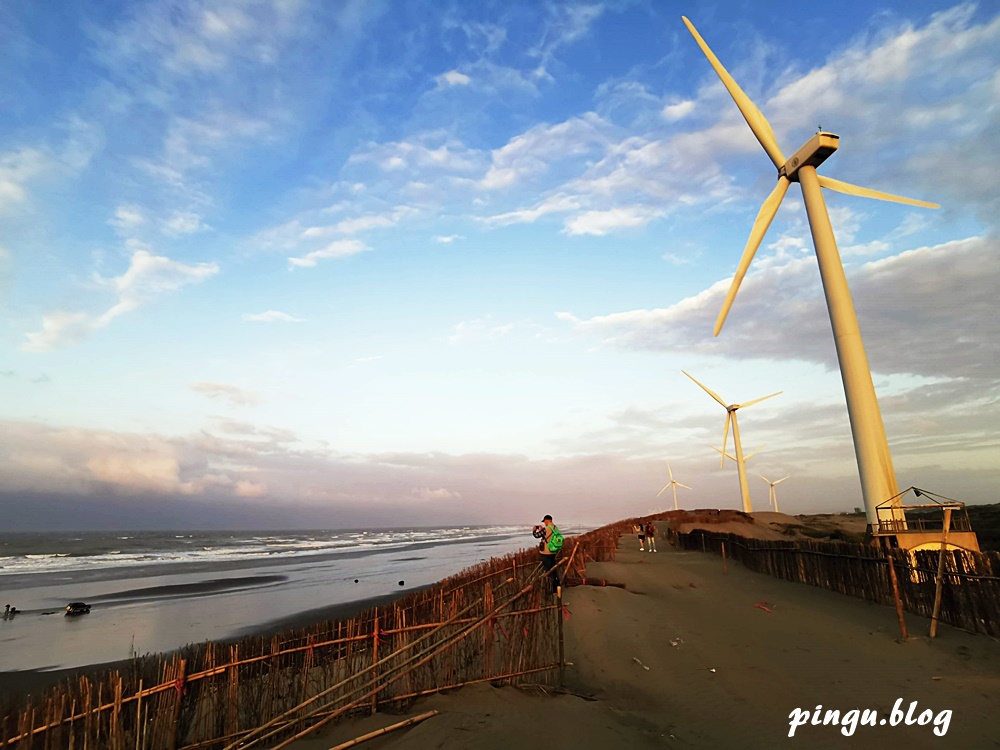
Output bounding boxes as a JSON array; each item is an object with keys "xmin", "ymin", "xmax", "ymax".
[{"xmin": 536, "ymin": 514, "xmax": 563, "ymax": 594}]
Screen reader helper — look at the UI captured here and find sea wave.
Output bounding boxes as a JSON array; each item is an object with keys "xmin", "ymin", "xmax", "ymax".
[{"xmin": 0, "ymin": 526, "xmax": 534, "ymax": 578}]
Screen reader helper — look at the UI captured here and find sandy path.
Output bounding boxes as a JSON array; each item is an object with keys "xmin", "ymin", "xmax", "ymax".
[{"xmin": 295, "ymin": 536, "xmax": 999, "ymax": 750}]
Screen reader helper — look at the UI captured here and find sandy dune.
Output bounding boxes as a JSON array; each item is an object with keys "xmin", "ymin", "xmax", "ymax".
[{"xmin": 297, "ymin": 534, "xmax": 1000, "ymax": 750}]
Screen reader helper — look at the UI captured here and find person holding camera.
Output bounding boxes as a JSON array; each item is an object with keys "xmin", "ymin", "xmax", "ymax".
[{"xmin": 533, "ymin": 514, "xmax": 564, "ymax": 595}]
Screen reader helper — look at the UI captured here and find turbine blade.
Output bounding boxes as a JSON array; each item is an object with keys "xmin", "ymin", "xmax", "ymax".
[
  {"xmin": 721, "ymin": 414, "xmax": 731, "ymax": 468},
  {"xmin": 817, "ymin": 175, "xmax": 939, "ymax": 209},
  {"xmin": 712, "ymin": 445, "xmax": 736, "ymax": 460},
  {"xmin": 776, "ymin": 476, "xmax": 790, "ymax": 484},
  {"xmin": 678, "ymin": 483, "xmax": 693, "ymax": 490},
  {"xmin": 682, "ymin": 370, "xmax": 728, "ymax": 408},
  {"xmin": 738, "ymin": 391, "xmax": 782, "ymax": 409},
  {"xmin": 656, "ymin": 483, "xmax": 671, "ymax": 497},
  {"xmin": 668, "ymin": 463, "xmax": 675, "ymax": 481},
  {"xmin": 714, "ymin": 176, "xmax": 791, "ymax": 336},
  {"xmin": 681, "ymin": 17, "xmax": 786, "ymax": 169},
  {"xmin": 759, "ymin": 474, "xmax": 770, "ymax": 483}
]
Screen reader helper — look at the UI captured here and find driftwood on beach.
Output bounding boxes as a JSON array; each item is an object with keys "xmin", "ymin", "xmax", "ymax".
[{"xmin": 0, "ymin": 523, "xmax": 626, "ymax": 749}]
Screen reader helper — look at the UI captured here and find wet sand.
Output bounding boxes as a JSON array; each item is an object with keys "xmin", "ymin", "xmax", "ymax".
[
  {"xmin": 0, "ymin": 592, "xmax": 405, "ymax": 711},
  {"xmin": 292, "ymin": 537, "xmax": 1000, "ymax": 750}
]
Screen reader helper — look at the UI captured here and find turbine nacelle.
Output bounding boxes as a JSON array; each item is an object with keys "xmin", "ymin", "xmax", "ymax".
[{"xmin": 779, "ymin": 133, "xmax": 839, "ymax": 181}]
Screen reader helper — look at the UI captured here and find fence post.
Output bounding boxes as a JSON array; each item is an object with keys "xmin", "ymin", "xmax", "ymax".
[
  {"xmin": 721, "ymin": 541, "xmax": 728, "ymax": 575},
  {"xmin": 371, "ymin": 610, "xmax": 380, "ymax": 713},
  {"xmin": 557, "ymin": 583, "xmax": 565, "ymax": 688},
  {"xmin": 884, "ymin": 550, "xmax": 908, "ymax": 641},
  {"xmin": 930, "ymin": 508, "xmax": 953, "ymax": 638},
  {"xmin": 168, "ymin": 658, "xmax": 186, "ymax": 750}
]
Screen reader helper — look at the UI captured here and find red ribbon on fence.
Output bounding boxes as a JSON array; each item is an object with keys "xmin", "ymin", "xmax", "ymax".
[
  {"xmin": 562, "ymin": 605, "xmax": 570, "ymax": 622},
  {"xmin": 754, "ymin": 601, "xmax": 773, "ymax": 613},
  {"xmin": 174, "ymin": 676, "xmax": 187, "ymax": 697}
]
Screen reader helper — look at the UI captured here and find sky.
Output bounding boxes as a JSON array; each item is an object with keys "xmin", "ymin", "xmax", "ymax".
[{"xmin": 1, "ymin": 0, "xmax": 997, "ymax": 530}]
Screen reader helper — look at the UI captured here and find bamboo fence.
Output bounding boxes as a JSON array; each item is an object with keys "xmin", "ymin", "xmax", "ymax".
[
  {"xmin": 676, "ymin": 529, "xmax": 1000, "ymax": 637},
  {"xmin": 1, "ymin": 523, "xmax": 623, "ymax": 750}
]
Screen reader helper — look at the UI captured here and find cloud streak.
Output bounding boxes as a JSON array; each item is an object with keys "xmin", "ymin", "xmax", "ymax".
[{"xmin": 23, "ymin": 250, "xmax": 219, "ymax": 351}]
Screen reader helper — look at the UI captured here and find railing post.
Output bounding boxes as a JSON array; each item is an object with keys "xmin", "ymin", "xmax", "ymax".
[{"xmin": 930, "ymin": 508, "xmax": 953, "ymax": 638}]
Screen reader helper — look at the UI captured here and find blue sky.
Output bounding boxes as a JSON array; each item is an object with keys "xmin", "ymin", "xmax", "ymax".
[{"xmin": 1, "ymin": 1, "xmax": 997, "ymax": 529}]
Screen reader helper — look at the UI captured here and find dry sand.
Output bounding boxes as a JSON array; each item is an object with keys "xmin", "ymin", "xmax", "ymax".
[{"xmin": 292, "ymin": 531, "xmax": 999, "ymax": 750}]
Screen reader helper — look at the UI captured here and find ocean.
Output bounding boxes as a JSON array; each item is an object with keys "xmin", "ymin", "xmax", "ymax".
[{"xmin": 0, "ymin": 526, "xmax": 546, "ymax": 673}]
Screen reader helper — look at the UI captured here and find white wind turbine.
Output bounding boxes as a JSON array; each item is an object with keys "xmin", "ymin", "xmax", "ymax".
[
  {"xmin": 713, "ymin": 445, "xmax": 762, "ymax": 463},
  {"xmin": 656, "ymin": 463, "xmax": 692, "ymax": 511},
  {"xmin": 759, "ymin": 474, "xmax": 791, "ymax": 512},
  {"xmin": 683, "ymin": 370, "xmax": 780, "ymax": 513},
  {"xmin": 682, "ymin": 17, "xmax": 938, "ymax": 530}
]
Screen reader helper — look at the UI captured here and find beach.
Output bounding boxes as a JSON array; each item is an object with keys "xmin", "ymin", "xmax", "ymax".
[
  {"xmin": 292, "ymin": 535, "xmax": 1000, "ymax": 750},
  {"xmin": 3, "ymin": 522, "xmax": 998, "ymax": 749},
  {"xmin": 0, "ymin": 526, "xmax": 534, "ymax": 677}
]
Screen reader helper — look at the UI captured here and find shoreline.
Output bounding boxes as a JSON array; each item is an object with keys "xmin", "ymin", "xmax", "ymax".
[{"xmin": 0, "ymin": 589, "xmax": 420, "ymax": 710}]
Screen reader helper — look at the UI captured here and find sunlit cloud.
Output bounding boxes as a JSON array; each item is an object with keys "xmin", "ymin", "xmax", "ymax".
[{"xmin": 191, "ymin": 381, "xmax": 260, "ymax": 406}]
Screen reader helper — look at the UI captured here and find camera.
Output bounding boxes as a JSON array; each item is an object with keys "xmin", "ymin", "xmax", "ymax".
[{"xmin": 531, "ymin": 524, "xmax": 545, "ymax": 539}]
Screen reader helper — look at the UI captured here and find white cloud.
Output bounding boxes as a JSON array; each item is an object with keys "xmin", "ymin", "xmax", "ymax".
[
  {"xmin": 163, "ymin": 210, "xmax": 207, "ymax": 235},
  {"xmin": 563, "ymin": 206, "xmax": 663, "ymax": 236},
  {"xmin": 350, "ymin": 137, "xmax": 482, "ymax": 175},
  {"xmin": 437, "ymin": 70, "xmax": 471, "ymax": 87},
  {"xmin": 0, "ymin": 147, "xmax": 50, "ymax": 211},
  {"xmin": 662, "ymin": 100, "xmax": 696, "ymax": 122},
  {"xmin": 479, "ymin": 114, "xmax": 611, "ymax": 190},
  {"xmin": 449, "ymin": 316, "xmax": 516, "ymax": 344},
  {"xmin": 22, "ymin": 250, "xmax": 218, "ymax": 351},
  {"xmin": 191, "ymin": 381, "xmax": 260, "ymax": 406},
  {"xmin": 434, "ymin": 234, "xmax": 464, "ymax": 244},
  {"xmin": 288, "ymin": 239, "xmax": 368, "ymax": 268},
  {"xmin": 111, "ymin": 204, "xmax": 146, "ymax": 234},
  {"xmin": 483, "ymin": 193, "xmax": 580, "ymax": 227},
  {"xmin": 242, "ymin": 310, "xmax": 304, "ymax": 323}
]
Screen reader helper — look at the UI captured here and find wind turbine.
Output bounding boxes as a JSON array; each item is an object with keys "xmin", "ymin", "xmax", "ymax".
[
  {"xmin": 713, "ymin": 445, "xmax": 762, "ymax": 463},
  {"xmin": 759, "ymin": 474, "xmax": 790, "ymax": 512},
  {"xmin": 656, "ymin": 463, "xmax": 692, "ymax": 510},
  {"xmin": 683, "ymin": 370, "xmax": 780, "ymax": 513},
  {"xmin": 682, "ymin": 17, "xmax": 938, "ymax": 531}
]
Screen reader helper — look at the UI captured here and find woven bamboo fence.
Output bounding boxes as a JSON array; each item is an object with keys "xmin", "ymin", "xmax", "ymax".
[
  {"xmin": 1, "ymin": 523, "xmax": 623, "ymax": 749},
  {"xmin": 676, "ymin": 529, "xmax": 1000, "ymax": 637}
]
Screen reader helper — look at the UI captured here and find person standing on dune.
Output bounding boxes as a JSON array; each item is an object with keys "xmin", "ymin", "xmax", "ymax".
[{"xmin": 535, "ymin": 514, "xmax": 563, "ymax": 595}]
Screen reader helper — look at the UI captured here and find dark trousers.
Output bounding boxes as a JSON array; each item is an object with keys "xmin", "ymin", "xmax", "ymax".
[{"xmin": 540, "ymin": 553, "xmax": 559, "ymax": 593}]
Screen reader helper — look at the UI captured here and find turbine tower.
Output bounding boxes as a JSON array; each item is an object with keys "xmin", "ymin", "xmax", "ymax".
[
  {"xmin": 684, "ymin": 370, "xmax": 780, "ymax": 513},
  {"xmin": 682, "ymin": 17, "xmax": 938, "ymax": 531},
  {"xmin": 759, "ymin": 474, "xmax": 790, "ymax": 512},
  {"xmin": 656, "ymin": 463, "xmax": 692, "ymax": 510}
]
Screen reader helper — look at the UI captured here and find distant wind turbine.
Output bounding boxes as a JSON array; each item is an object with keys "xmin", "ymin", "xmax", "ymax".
[
  {"xmin": 682, "ymin": 17, "xmax": 938, "ymax": 530},
  {"xmin": 759, "ymin": 474, "xmax": 790, "ymax": 512},
  {"xmin": 656, "ymin": 463, "xmax": 692, "ymax": 510},
  {"xmin": 713, "ymin": 445, "xmax": 762, "ymax": 463},
  {"xmin": 684, "ymin": 370, "xmax": 781, "ymax": 513}
]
